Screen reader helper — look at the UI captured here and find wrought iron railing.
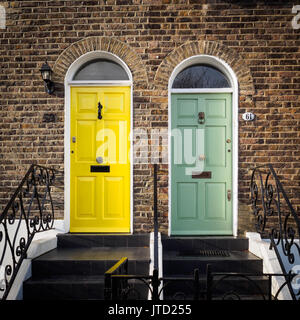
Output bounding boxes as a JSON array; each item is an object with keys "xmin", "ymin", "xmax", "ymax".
[
  {"xmin": 159, "ymin": 269, "xmax": 202, "ymax": 300},
  {"xmin": 0, "ymin": 164, "xmax": 61, "ymax": 300},
  {"xmin": 250, "ymin": 164, "xmax": 300, "ymax": 300},
  {"xmin": 153, "ymin": 164, "xmax": 158, "ymax": 270},
  {"xmin": 104, "ymin": 261, "xmax": 298, "ymax": 300},
  {"xmin": 104, "ymin": 257, "xmax": 129, "ymax": 300},
  {"xmin": 206, "ymin": 264, "xmax": 297, "ymax": 300}
]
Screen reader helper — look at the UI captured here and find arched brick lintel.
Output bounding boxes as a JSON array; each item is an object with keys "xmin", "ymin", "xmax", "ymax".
[
  {"xmin": 154, "ymin": 40, "xmax": 255, "ymax": 96},
  {"xmin": 52, "ymin": 36, "xmax": 148, "ymax": 87}
]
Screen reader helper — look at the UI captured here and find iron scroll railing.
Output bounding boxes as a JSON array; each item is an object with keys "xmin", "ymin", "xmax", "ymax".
[
  {"xmin": 0, "ymin": 164, "xmax": 61, "ymax": 300},
  {"xmin": 206, "ymin": 265, "xmax": 297, "ymax": 300},
  {"xmin": 250, "ymin": 164, "xmax": 300, "ymax": 300},
  {"xmin": 104, "ymin": 257, "xmax": 160, "ymax": 300},
  {"xmin": 104, "ymin": 259, "xmax": 297, "ymax": 300}
]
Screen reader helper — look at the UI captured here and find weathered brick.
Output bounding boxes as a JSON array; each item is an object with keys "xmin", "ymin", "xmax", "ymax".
[{"xmin": 0, "ymin": 1, "xmax": 299, "ymax": 235}]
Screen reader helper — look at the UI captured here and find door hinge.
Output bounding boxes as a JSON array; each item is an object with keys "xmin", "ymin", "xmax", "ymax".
[{"xmin": 227, "ymin": 189, "xmax": 232, "ymax": 201}]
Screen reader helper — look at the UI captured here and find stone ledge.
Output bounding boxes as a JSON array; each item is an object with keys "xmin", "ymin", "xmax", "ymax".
[{"xmin": 6, "ymin": 226, "xmax": 64, "ymax": 300}]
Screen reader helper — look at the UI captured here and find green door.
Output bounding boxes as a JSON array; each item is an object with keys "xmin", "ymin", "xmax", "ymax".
[{"xmin": 171, "ymin": 93, "xmax": 233, "ymax": 235}]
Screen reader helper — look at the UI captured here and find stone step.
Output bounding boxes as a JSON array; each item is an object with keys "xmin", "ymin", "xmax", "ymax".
[
  {"xmin": 23, "ymin": 275, "xmax": 149, "ymax": 300},
  {"xmin": 32, "ymin": 247, "xmax": 150, "ymax": 276},
  {"xmin": 163, "ymin": 250, "xmax": 263, "ymax": 275},
  {"xmin": 162, "ymin": 236, "xmax": 249, "ymax": 252},
  {"xmin": 57, "ymin": 233, "xmax": 150, "ymax": 248}
]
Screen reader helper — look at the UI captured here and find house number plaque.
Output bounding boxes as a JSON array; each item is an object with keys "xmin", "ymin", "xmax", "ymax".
[{"xmin": 242, "ymin": 112, "xmax": 255, "ymax": 121}]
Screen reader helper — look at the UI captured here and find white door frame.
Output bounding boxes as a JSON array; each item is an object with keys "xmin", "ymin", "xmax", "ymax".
[
  {"xmin": 63, "ymin": 51, "xmax": 133, "ymax": 233},
  {"xmin": 168, "ymin": 55, "xmax": 239, "ymax": 236}
]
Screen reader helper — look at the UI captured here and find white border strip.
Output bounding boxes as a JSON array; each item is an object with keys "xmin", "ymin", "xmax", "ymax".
[
  {"xmin": 149, "ymin": 232, "xmax": 163, "ymax": 300},
  {"xmin": 171, "ymin": 88, "xmax": 233, "ymax": 94}
]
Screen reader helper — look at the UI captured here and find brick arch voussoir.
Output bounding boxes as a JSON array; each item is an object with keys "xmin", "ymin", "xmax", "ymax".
[
  {"xmin": 154, "ymin": 40, "xmax": 255, "ymax": 96},
  {"xmin": 52, "ymin": 36, "xmax": 148, "ymax": 86}
]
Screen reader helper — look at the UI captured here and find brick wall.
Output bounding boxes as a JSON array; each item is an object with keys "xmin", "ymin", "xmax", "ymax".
[{"xmin": 0, "ymin": 0, "xmax": 299, "ymax": 235}]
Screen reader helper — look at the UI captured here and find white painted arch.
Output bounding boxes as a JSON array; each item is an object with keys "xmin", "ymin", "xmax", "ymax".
[
  {"xmin": 168, "ymin": 54, "xmax": 239, "ymax": 236},
  {"xmin": 63, "ymin": 51, "xmax": 133, "ymax": 233}
]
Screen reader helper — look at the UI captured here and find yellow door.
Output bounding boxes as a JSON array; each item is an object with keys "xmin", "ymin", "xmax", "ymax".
[{"xmin": 70, "ymin": 86, "xmax": 131, "ymax": 233}]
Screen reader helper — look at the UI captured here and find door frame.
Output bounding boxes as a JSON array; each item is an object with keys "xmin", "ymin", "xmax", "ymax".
[
  {"xmin": 168, "ymin": 55, "xmax": 239, "ymax": 236},
  {"xmin": 64, "ymin": 51, "xmax": 133, "ymax": 233}
]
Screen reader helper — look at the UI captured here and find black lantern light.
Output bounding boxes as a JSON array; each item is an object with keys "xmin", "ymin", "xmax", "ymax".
[{"xmin": 40, "ymin": 61, "xmax": 55, "ymax": 94}]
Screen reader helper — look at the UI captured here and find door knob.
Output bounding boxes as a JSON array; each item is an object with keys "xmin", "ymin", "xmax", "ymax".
[
  {"xmin": 96, "ymin": 156, "xmax": 103, "ymax": 164},
  {"xmin": 199, "ymin": 155, "xmax": 206, "ymax": 161}
]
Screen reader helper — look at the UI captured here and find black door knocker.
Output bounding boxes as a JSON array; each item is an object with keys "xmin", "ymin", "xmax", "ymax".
[{"xmin": 98, "ymin": 102, "xmax": 103, "ymax": 120}]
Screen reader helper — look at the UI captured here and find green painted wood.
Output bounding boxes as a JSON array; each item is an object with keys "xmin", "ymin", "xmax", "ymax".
[{"xmin": 171, "ymin": 93, "xmax": 233, "ymax": 235}]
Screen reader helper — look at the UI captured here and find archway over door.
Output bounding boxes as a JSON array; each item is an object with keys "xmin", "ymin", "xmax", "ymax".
[
  {"xmin": 169, "ymin": 55, "xmax": 239, "ymax": 236},
  {"xmin": 53, "ymin": 36, "xmax": 148, "ymax": 233},
  {"xmin": 153, "ymin": 40, "xmax": 255, "ymax": 235}
]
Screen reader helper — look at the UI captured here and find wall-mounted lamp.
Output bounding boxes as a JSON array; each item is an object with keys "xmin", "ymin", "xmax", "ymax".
[{"xmin": 40, "ymin": 61, "xmax": 55, "ymax": 94}]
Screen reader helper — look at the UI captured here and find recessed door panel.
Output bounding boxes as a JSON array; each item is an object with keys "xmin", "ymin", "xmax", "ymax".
[
  {"xmin": 76, "ymin": 120, "xmax": 96, "ymax": 162},
  {"xmin": 177, "ymin": 99, "xmax": 198, "ymax": 119},
  {"xmin": 205, "ymin": 126, "xmax": 226, "ymax": 167},
  {"xmin": 177, "ymin": 182, "xmax": 198, "ymax": 219},
  {"xmin": 75, "ymin": 177, "xmax": 96, "ymax": 218},
  {"xmin": 77, "ymin": 92, "xmax": 98, "ymax": 113},
  {"xmin": 104, "ymin": 92, "xmax": 126, "ymax": 114},
  {"xmin": 205, "ymin": 182, "xmax": 226, "ymax": 220},
  {"xmin": 104, "ymin": 176, "xmax": 124, "ymax": 219},
  {"xmin": 206, "ymin": 99, "xmax": 226, "ymax": 119}
]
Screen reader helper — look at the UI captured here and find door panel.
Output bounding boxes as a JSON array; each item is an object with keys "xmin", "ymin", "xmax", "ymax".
[
  {"xmin": 70, "ymin": 86, "xmax": 130, "ymax": 233},
  {"xmin": 205, "ymin": 182, "xmax": 226, "ymax": 220},
  {"xmin": 171, "ymin": 93, "xmax": 232, "ymax": 235},
  {"xmin": 177, "ymin": 182, "xmax": 198, "ymax": 220},
  {"xmin": 104, "ymin": 177, "xmax": 124, "ymax": 218},
  {"xmin": 75, "ymin": 177, "xmax": 96, "ymax": 218},
  {"xmin": 76, "ymin": 120, "xmax": 96, "ymax": 162},
  {"xmin": 205, "ymin": 126, "xmax": 226, "ymax": 167}
]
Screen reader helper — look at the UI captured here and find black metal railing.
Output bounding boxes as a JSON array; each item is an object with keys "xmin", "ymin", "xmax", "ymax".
[
  {"xmin": 153, "ymin": 164, "xmax": 158, "ymax": 270},
  {"xmin": 104, "ymin": 257, "xmax": 129, "ymax": 300},
  {"xmin": 104, "ymin": 260, "xmax": 202, "ymax": 300},
  {"xmin": 206, "ymin": 264, "xmax": 296, "ymax": 300},
  {"xmin": 250, "ymin": 164, "xmax": 300, "ymax": 300},
  {"xmin": 159, "ymin": 269, "xmax": 202, "ymax": 300},
  {"xmin": 0, "ymin": 164, "xmax": 61, "ymax": 300}
]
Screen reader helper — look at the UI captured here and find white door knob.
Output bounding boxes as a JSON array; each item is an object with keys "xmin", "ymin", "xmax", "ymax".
[{"xmin": 96, "ymin": 157, "xmax": 103, "ymax": 164}]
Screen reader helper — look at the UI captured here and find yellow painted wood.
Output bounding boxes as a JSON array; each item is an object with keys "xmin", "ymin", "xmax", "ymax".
[{"xmin": 70, "ymin": 86, "xmax": 131, "ymax": 232}]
